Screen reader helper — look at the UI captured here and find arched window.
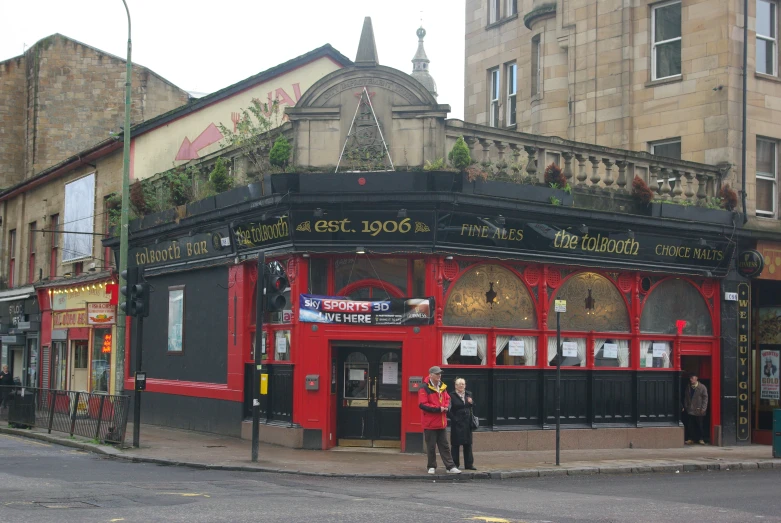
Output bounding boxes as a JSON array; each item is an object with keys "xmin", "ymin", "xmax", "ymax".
[
  {"xmin": 640, "ymin": 278, "xmax": 712, "ymax": 335},
  {"xmin": 443, "ymin": 264, "xmax": 536, "ymax": 328},
  {"xmin": 548, "ymin": 272, "xmax": 630, "ymax": 332}
]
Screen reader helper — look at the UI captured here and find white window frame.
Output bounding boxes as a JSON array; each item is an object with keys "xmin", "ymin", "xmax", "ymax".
[
  {"xmin": 531, "ymin": 35, "xmax": 542, "ymax": 97},
  {"xmin": 756, "ymin": 138, "xmax": 778, "ymax": 217},
  {"xmin": 506, "ymin": 62, "xmax": 517, "ymax": 126},
  {"xmin": 650, "ymin": 138, "xmax": 682, "ymax": 190},
  {"xmin": 757, "ymin": 0, "xmax": 778, "ymax": 76},
  {"xmin": 489, "ymin": 0, "xmax": 500, "ymax": 24},
  {"xmin": 489, "ymin": 68, "xmax": 500, "ymax": 127},
  {"xmin": 651, "ymin": 0, "xmax": 682, "ymax": 81},
  {"xmin": 507, "ymin": 0, "xmax": 517, "ymax": 16}
]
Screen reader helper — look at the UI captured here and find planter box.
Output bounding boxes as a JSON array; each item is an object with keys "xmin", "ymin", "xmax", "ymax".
[
  {"xmin": 185, "ymin": 196, "xmax": 216, "ymax": 217},
  {"xmin": 214, "ymin": 182, "xmax": 266, "ymax": 209},
  {"xmin": 654, "ymin": 202, "xmax": 735, "ymax": 225},
  {"xmin": 271, "ymin": 172, "xmax": 299, "ymax": 194},
  {"xmin": 427, "ymin": 171, "xmax": 459, "ymax": 191},
  {"xmin": 141, "ymin": 208, "xmax": 176, "ymax": 230},
  {"xmin": 462, "ymin": 173, "xmax": 573, "ymax": 206},
  {"xmin": 297, "ymin": 171, "xmax": 428, "ymax": 193}
]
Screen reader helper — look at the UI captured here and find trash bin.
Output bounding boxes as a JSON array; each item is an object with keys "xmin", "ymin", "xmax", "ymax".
[
  {"xmin": 774, "ymin": 409, "xmax": 781, "ymax": 459},
  {"xmin": 8, "ymin": 389, "xmax": 36, "ymax": 428}
]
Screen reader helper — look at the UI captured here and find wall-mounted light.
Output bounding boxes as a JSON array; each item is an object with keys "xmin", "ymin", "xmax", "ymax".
[
  {"xmin": 485, "ymin": 282, "xmax": 497, "ymax": 308},
  {"xmin": 585, "ymin": 288, "xmax": 595, "ymax": 315},
  {"xmin": 397, "ymin": 208, "xmax": 407, "ymax": 219},
  {"xmin": 302, "ymin": 253, "xmax": 311, "ymax": 258},
  {"xmin": 64, "ymin": 272, "xmax": 72, "ymax": 278},
  {"xmin": 627, "ymin": 229, "xmax": 635, "ymax": 240},
  {"xmin": 445, "ymin": 255, "xmax": 454, "ymax": 261},
  {"xmin": 356, "ymin": 246, "xmax": 365, "ymax": 254},
  {"xmin": 579, "ymin": 224, "xmax": 589, "ymax": 235},
  {"xmin": 313, "ymin": 208, "xmax": 324, "ymax": 218},
  {"xmin": 496, "ymin": 215, "xmax": 506, "ymax": 226}
]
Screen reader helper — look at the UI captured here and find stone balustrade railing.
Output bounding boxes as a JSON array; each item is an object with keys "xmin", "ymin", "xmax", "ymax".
[{"xmin": 446, "ymin": 120, "xmax": 730, "ymax": 204}]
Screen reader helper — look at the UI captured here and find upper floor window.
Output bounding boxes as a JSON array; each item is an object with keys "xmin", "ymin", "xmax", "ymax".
[
  {"xmin": 489, "ymin": 0, "xmax": 500, "ymax": 24},
  {"xmin": 531, "ymin": 35, "xmax": 541, "ymax": 97},
  {"xmin": 8, "ymin": 229, "xmax": 16, "ymax": 288},
  {"xmin": 651, "ymin": 1, "xmax": 682, "ymax": 80},
  {"xmin": 489, "ymin": 68, "xmax": 500, "ymax": 127},
  {"xmin": 758, "ymin": 0, "xmax": 778, "ymax": 75},
  {"xmin": 506, "ymin": 63, "xmax": 517, "ymax": 126},
  {"xmin": 28, "ymin": 221, "xmax": 36, "ymax": 284},
  {"xmin": 507, "ymin": 0, "xmax": 517, "ymax": 16},
  {"xmin": 757, "ymin": 138, "xmax": 777, "ymax": 217},
  {"xmin": 650, "ymin": 138, "xmax": 682, "ymax": 159}
]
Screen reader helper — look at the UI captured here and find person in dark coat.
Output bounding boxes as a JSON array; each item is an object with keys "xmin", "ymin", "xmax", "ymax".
[
  {"xmin": 0, "ymin": 365, "xmax": 13, "ymax": 410},
  {"xmin": 448, "ymin": 377, "xmax": 476, "ymax": 470}
]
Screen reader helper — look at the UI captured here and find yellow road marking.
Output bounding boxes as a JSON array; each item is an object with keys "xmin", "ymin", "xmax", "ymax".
[{"xmin": 0, "ymin": 434, "xmax": 51, "ymax": 447}]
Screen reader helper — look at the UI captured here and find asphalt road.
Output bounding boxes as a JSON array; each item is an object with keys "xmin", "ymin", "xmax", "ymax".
[{"xmin": 1, "ymin": 433, "xmax": 779, "ymax": 523}]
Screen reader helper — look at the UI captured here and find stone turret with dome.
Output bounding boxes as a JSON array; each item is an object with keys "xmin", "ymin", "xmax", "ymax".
[{"xmin": 410, "ymin": 26, "xmax": 437, "ymax": 98}]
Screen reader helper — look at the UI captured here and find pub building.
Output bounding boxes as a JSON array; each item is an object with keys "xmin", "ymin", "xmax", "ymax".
[
  {"xmin": 108, "ymin": 19, "xmax": 748, "ymax": 451},
  {"xmin": 33, "ymin": 272, "xmax": 119, "ymax": 395}
]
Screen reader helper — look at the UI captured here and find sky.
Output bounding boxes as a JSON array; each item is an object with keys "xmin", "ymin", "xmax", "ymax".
[{"xmin": 0, "ymin": 0, "xmax": 466, "ymax": 119}]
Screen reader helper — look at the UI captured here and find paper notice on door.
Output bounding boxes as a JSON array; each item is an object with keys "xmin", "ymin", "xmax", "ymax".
[
  {"xmin": 382, "ymin": 362, "xmax": 399, "ymax": 384},
  {"xmin": 349, "ymin": 368, "xmax": 365, "ymax": 381},
  {"xmin": 508, "ymin": 340, "xmax": 525, "ymax": 356},
  {"xmin": 276, "ymin": 336, "xmax": 287, "ymax": 354},
  {"xmin": 460, "ymin": 340, "xmax": 478, "ymax": 356},
  {"xmin": 652, "ymin": 343, "xmax": 667, "ymax": 358},
  {"xmin": 645, "ymin": 354, "xmax": 654, "ymax": 368},
  {"xmin": 602, "ymin": 343, "xmax": 618, "ymax": 359},
  {"xmin": 562, "ymin": 342, "xmax": 578, "ymax": 358}
]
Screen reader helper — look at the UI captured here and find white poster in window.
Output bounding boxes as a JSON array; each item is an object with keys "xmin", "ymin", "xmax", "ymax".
[
  {"xmin": 460, "ymin": 339, "xmax": 478, "ymax": 356},
  {"xmin": 382, "ymin": 362, "xmax": 399, "ymax": 384},
  {"xmin": 652, "ymin": 342, "xmax": 667, "ymax": 358},
  {"xmin": 62, "ymin": 173, "xmax": 95, "ymax": 263},
  {"xmin": 760, "ymin": 349, "xmax": 780, "ymax": 400},
  {"xmin": 508, "ymin": 340, "xmax": 525, "ymax": 356},
  {"xmin": 602, "ymin": 343, "xmax": 618, "ymax": 359},
  {"xmin": 275, "ymin": 336, "xmax": 287, "ymax": 354},
  {"xmin": 349, "ymin": 368, "xmax": 366, "ymax": 381},
  {"xmin": 645, "ymin": 354, "xmax": 654, "ymax": 368},
  {"xmin": 562, "ymin": 342, "xmax": 578, "ymax": 358}
]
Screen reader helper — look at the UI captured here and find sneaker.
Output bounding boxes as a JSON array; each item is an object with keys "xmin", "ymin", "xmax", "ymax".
[
  {"xmin": 698, "ymin": 440, "xmax": 706, "ymax": 445},
  {"xmin": 684, "ymin": 440, "xmax": 694, "ymax": 445},
  {"xmin": 427, "ymin": 468, "xmax": 435, "ymax": 474},
  {"xmin": 447, "ymin": 467, "xmax": 461, "ymax": 474}
]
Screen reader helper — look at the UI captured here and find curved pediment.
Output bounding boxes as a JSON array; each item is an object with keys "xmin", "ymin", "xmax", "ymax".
[{"xmin": 295, "ymin": 66, "xmax": 439, "ymax": 109}]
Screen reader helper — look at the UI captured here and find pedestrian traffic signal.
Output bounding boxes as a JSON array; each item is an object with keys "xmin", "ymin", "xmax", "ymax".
[
  {"xmin": 119, "ymin": 267, "xmax": 138, "ymax": 317},
  {"xmin": 265, "ymin": 268, "xmax": 289, "ymax": 312}
]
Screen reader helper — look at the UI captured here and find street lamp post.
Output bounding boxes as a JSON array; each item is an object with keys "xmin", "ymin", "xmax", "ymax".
[{"xmin": 116, "ymin": 0, "xmax": 132, "ymax": 403}]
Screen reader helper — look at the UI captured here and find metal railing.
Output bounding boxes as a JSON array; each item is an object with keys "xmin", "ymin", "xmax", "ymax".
[{"xmin": 0, "ymin": 386, "xmax": 130, "ymax": 445}]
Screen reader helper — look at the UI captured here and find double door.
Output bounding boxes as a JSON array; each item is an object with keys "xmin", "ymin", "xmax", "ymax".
[{"xmin": 337, "ymin": 346, "xmax": 402, "ymax": 447}]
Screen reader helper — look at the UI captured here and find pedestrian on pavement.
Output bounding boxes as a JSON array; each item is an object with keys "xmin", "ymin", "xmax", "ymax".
[
  {"xmin": 448, "ymin": 377, "xmax": 476, "ymax": 470},
  {"xmin": 418, "ymin": 366, "xmax": 460, "ymax": 475},
  {"xmin": 0, "ymin": 364, "xmax": 12, "ymax": 410},
  {"xmin": 683, "ymin": 373, "xmax": 708, "ymax": 445}
]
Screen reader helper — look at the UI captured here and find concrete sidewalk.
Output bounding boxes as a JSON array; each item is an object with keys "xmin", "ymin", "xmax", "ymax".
[{"xmin": 1, "ymin": 422, "xmax": 778, "ymax": 479}]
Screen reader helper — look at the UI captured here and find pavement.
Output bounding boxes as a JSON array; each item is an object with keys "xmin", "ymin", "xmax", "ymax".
[{"xmin": 0, "ymin": 421, "xmax": 778, "ymax": 480}]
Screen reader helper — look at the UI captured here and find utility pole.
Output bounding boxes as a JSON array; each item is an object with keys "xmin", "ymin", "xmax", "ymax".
[
  {"xmin": 252, "ymin": 254, "xmax": 266, "ymax": 462},
  {"xmin": 116, "ymin": 0, "xmax": 132, "ymax": 392}
]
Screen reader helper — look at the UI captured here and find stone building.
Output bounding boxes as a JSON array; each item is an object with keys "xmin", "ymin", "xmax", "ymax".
[{"xmin": 0, "ymin": 34, "xmax": 190, "ymax": 188}]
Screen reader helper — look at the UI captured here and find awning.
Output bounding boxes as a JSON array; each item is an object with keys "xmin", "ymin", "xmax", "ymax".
[{"xmin": 0, "ymin": 293, "xmax": 32, "ymax": 303}]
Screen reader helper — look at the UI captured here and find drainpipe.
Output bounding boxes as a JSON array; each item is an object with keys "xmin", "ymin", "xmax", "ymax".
[{"xmin": 741, "ymin": 0, "xmax": 749, "ymax": 224}]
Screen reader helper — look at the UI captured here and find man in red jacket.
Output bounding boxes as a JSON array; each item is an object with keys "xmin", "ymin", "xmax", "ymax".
[{"xmin": 418, "ymin": 366, "xmax": 461, "ymax": 474}]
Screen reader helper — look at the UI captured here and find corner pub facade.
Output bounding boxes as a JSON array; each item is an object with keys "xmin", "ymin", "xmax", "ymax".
[{"xmin": 111, "ymin": 19, "xmax": 751, "ymax": 452}]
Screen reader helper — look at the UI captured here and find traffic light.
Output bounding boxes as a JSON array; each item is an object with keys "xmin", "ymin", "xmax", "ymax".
[
  {"xmin": 120, "ymin": 267, "xmax": 138, "ymax": 317},
  {"xmin": 265, "ymin": 266, "xmax": 289, "ymax": 312},
  {"xmin": 132, "ymin": 282, "xmax": 150, "ymax": 318}
]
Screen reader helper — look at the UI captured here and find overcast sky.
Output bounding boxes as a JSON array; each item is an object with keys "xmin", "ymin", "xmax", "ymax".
[{"xmin": 0, "ymin": 0, "xmax": 466, "ymax": 119}]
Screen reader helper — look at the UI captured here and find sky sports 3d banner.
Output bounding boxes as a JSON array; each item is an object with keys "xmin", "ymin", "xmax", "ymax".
[{"xmin": 299, "ymin": 295, "xmax": 434, "ymax": 326}]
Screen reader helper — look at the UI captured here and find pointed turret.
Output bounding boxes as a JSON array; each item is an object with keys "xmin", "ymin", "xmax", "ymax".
[
  {"xmin": 355, "ymin": 17, "xmax": 379, "ymax": 67},
  {"xmin": 411, "ymin": 26, "xmax": 437, "ymax": 98}
]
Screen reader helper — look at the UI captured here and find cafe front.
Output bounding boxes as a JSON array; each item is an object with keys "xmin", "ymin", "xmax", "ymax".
[
  {"xmin": 36, "ymin": 272, "xmax": 119, "ymax": 394},
  {"xmin": 0, "ymin": 286, "xmax": 41, "ymax": 387}
]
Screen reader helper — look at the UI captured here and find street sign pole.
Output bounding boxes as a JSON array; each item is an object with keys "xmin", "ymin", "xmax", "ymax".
[
  {"xmin": 556, "ymin": 310, "xmax": 561, "ymax": 466},
  {"xmin": 251, "ymin": 253, "xmax": 266, "ymax": 462}
]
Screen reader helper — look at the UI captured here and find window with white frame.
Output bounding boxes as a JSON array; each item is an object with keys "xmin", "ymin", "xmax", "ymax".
[
  {"xmin": 757, "ymin": 138, "xmax": 777, "ymax": 216},
  {"xmin": 650, "ymin": 139, "xmax": 681, "ymax": 159},
  {"xmin": 531, "ymin": 35, "xmax": 541, "ymax": 96},
  {"xmin": 507, "ymin": 0, "xmax": 517, "ymax": 16},
  {"xmin": 651, "ymin": 1, "xmax": 682, "ymax": 80},
  {"xmin": 489, "ymin": 68, "xmax": 500, "ymax": 127},
  {"xmin": 757, "ymin": 0, "xmax": 777, "ymax": 75},
  {"xmin": 506, "ymin": 63, "xmax": 517, "ymax": 126},
  {"xmin": 489, "ymin": 0, "xmax": 500, "ymax": 23}
]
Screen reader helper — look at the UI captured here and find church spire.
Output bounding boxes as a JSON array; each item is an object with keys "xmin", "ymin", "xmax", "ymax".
[
  {"xmin": 355, "ymin": 17, "xmax": 379, "ymax": 67},
  {"xmin": 411, "ymin": 25, "xmax": 437, "ymax": 98}
]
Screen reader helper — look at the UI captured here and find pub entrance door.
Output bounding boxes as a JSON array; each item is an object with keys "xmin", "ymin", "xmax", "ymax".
[{"xmin": 336, "ymin": 344, "xmax": 402, "ymax": 448}]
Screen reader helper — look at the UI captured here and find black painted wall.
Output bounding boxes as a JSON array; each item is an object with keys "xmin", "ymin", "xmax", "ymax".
[
  {"xmin": 134, "ymin": 266, "xmax": 229, "ymax": 384},
  {"xmin": 721, "ymin": 267, "xmax": 742, "ymax": 445},
  {"xmin": 132, "ymin": 392, "xmax": 242, "ymax": 437}
]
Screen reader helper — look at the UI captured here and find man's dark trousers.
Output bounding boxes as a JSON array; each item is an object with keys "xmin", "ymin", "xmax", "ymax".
[
  {"xmin": 424, "ymin": 428, "xmax": 456, "ymax": 470},
  {"xmin": 687, "ymin": 414, "xmax": 706, "ymax": 442}
]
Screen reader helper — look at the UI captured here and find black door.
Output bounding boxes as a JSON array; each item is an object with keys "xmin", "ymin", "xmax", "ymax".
[{"xmin": 337, "ymin": 346, "xmax": 402, "ymax": 447}]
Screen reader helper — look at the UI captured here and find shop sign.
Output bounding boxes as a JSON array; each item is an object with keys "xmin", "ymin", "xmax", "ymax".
[
  {"xmin": 736, "ymin": 250, "xmax": 764, "ymax": 278},
  {"xmin": 232, "ymin": 215, "xmax": 291, "ymax": 251},
  {"xmin": 291, "ymin": 210, "xmax": 435, "ymax": 246},
  {"xmin": 737, "ymin": 283, "xmax": 750, "ymax": 442},
  {"xmin": 756, "ymin": 241, "xmax": 781, "ymax": 280},
  {"xmin": 299, "ymin": 294, "xmax": 434, "ymax": 325},
  {"xmin": 436, "ymin": 213, "xmax": 732, "ymax": 274},
  {"xmin": 87, "ymin": 303, "xmax": 116, "ymax": 325},
  {"xmin": 101, "ymin": 333, "xmax": 113, "ymax": 354},
  {"xmin": 760, "ymin": 349, "xmax": 779, "ymax": 400},
  {"xmin": 131, "ymin": 227, "xmax": 232, "ymax": 268},
  {"xmin": 53, "ymin": 310, "xmax": 88, "ymax": 329}
]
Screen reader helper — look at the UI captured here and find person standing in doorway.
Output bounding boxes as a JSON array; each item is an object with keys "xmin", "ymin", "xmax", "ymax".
[
  {"xmin": 0, "ymin": 364, "xmax": 13, "ymax": 410},
  {"xmin": 418, "ymin": 366, "xmax": 460, "ymax": 474},
  {"xmin": 683, "ymin": 373, "xmax": 709, "ymax": 444},
  {"xmin": 448, "ymin": 377, "xmax": 476, "ymax": 470}
]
